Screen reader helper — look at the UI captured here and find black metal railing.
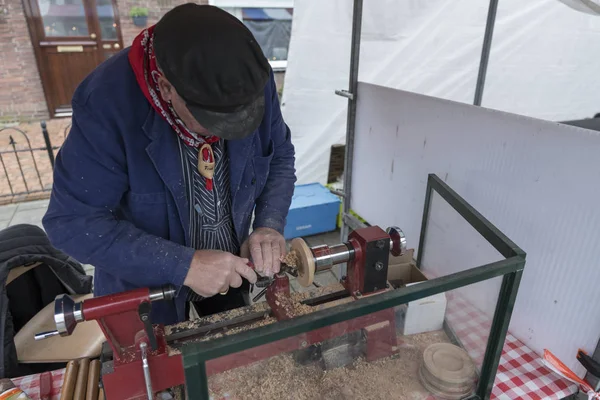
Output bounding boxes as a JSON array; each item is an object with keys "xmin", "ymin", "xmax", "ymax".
[{"xmin": 0, "ymin": 122, "xmax": 64, "ymax": 201}]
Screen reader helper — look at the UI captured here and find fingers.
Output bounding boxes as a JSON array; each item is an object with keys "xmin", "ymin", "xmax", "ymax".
[
  {"xmin": 247, "ymin": 229, "xmax": 287, "ymax": 276},
  {"xmin": 228, "ymin": 272, "xmax": 243, "ymax": 288},
  {"xmin": 250, "ymin": 241, "xmax": 264, "ymax": 274},
  {"xmin": 234, "ymin": 258, "xmax": 257, "ymax": 283},
  {"xmin": 271, "ymin": 241, "xmax": 281, "ymax": 274},
  {"xmin": 279, "ymin": 236, "xmax": 287, "ymax": 256},
  {"xmin": 261, "ymin": 242, "xmax": 273, "ymax": 276}
]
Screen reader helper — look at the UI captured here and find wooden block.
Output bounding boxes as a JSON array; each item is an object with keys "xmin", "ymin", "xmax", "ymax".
[{"xmin": 364, "ymin": 320, "xmax": 397, "ymax": 362}]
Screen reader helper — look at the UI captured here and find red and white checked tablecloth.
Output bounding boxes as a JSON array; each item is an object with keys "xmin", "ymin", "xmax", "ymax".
[
  {"xmin": 9, "ymin": 293, "xmax": 579, "ymax": 400},
  {"xmin": 445, "ymin": 291, "xmax": 578, "ymax": 400},
  {"xmin": 11, "ymin": 368, "xmax": 65, "ymax": 400}
]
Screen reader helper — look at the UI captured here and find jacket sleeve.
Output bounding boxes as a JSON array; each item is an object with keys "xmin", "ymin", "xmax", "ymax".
[
  {"xmin": 253, "ymin": 73, "xmax": 297, "ymax": 234},
  {"xmin": 42, "ymin": 101, "xmax": 194, "ymax": 288}
]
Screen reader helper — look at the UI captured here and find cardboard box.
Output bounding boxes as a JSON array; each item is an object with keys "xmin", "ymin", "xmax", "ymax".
[
  {"xmin": 395, "ymin": 283, "xmax": 447, "ymax": 335},
  {"xmin": 387, "ymin": 249, "xmax": 426, "ymax": 285},
  {"xmin": 388, "ymin": 249, "xmax": 447, "ymax": 336},
  {"xmin": 283, "ymin": 183, "xmax": 341, "ymax": 240}
]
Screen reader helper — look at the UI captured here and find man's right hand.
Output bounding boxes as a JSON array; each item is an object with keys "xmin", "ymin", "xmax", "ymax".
[{"xmin": 183, "ymin": 250, "xmax": 257, "ymax": 297}]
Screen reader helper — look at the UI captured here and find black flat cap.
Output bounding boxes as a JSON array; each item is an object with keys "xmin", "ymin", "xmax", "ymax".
[{"xmin": 154, "ymin": 3, "xmax": 271, "ymax": 140}]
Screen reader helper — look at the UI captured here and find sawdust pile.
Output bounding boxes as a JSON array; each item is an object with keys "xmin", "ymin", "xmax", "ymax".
[
  {"xmin": 208, "ymin": 330, "xmax": 451, "ymax": 400},
  {"xmin": 293, "ymin": 282, "xmax": 346, "ymax": 302},
  {"xmin": 281, "ymin": 251, "xmax": 300, "ymax": 268},
  {"xmin": 274, "ymin": 292, "xmax": 313, "ymax": 317}
]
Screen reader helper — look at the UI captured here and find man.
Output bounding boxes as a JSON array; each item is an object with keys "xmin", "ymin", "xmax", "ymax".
[{"xmin": 42, "ymin": 4, "xmax": 296, "ymax": 325}]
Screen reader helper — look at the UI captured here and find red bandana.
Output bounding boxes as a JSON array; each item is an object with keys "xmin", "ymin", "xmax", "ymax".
[{"xmin": 129, "ymin": 26, "xmax": 219, "ymax": 190}]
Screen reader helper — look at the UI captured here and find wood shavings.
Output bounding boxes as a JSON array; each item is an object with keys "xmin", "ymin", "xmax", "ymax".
[
  {"xmin": 221, "ymin": 316, "xmax": 277, "ymax": 336},
  {"xmin": 166, "ymin": 302, "xmax": 270, "ymax": 336},
  {"xmin": 281, "ymin": 251, "xmax": 300, "ymax": 268},
  {"xmin": 291, "ymin": 282, "xmax": 347, "ymax": 302},
  {"xmin": 275, "ymin": 292, "xmax": 313, "ymax": 317},
  {"xmin": 207, "ymin": 330, "xmax": 452, "ymax": 400}
]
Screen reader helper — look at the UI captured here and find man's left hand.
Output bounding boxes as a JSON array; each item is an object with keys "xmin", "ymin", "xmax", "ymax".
[{"xmin": 241, "ymin": 227, "xmax": 286, "ymax": 277}]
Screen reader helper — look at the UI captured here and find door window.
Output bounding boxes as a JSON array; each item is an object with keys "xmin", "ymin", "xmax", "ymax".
[
  {"xmin": 96, "ymin": 0, "xmax": 119, "ymax": 40},
  {"xmin": 37, "ymin": 0, "xmax": 89, "ymax": 37}
]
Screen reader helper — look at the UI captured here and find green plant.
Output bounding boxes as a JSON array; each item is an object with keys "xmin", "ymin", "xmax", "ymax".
[{"xmin": 129, "ymin": 7, "xmax": 149, "ymax": 17}]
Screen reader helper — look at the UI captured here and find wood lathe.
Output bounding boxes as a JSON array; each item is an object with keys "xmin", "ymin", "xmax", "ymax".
[{"xmin": 34, "ymin": 225, "xmax": 407, "ymax": 399}]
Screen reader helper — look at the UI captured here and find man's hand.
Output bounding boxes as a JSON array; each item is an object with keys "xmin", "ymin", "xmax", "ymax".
[
  {"xmin": 241, "ymin": 227, "xmax": 287, "ymax": 277},
  {"xmin": 184, "ymin": 250, "xmax": 257, "ymax": 297}
]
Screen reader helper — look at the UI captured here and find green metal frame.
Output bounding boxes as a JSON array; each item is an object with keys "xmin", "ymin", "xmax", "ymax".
[{"xmin": 182, "ymin": 174, "xmax": 526, "ymax": 400}]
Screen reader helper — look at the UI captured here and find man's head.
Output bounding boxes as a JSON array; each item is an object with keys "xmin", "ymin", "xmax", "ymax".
[{"xmin": 154, "ymin": 4, "xmax": 271, "ymax": 139}]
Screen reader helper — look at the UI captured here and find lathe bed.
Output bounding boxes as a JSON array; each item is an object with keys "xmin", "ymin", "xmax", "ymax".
[
  {"xmin": 165, "ymin": 282, "xmax": 387, "ymax": 378},
  {"xmin": 167, "ymin": 283, "xmax": 350, "ymax": 356}
]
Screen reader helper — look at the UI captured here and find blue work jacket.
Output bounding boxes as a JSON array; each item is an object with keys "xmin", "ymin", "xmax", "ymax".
[{"xmin": 42, "ymin": 49, "xmax": 296, "ymax": 325}]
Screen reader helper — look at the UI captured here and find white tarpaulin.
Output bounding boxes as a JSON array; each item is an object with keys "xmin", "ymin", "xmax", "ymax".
[
  {"xmin": 282, "ymin": 0, "xmax": 600, "ymax": 185},
  {"xmin": 559, "ymin": 0, "xmax": 600, "ymax": 14}
]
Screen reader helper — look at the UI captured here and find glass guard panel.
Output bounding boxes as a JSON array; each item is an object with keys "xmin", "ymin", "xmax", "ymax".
[
  {"xmin": 419, "ymin": 191, "xmax": 504, "ymax": 372},
  {"xmin": 181, "ymin": 175, "xmax": 525, "ymax": 400},
  {"xmin": 442, "ymin": 278, "xmax": 502, "ymax": 373},
  {"xmin": 38, "ymin": 0, "xmax": 89, "ymax": 37},
  {"xmin": 186, "ymin": 302, "xmax": 479, "ymax": 399},
  {"xmin": 96, "ymin": 0, "xmax": 118, "ymax": 40},
  {"xmin": 421, "ymin": 191, "xmax": 504, "ymax": 277}
]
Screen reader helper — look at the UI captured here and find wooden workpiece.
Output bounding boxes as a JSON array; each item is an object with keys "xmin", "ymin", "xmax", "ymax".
[{"xmin": 290, "ymin": 238, "xmax": 315, "ymax": 287}]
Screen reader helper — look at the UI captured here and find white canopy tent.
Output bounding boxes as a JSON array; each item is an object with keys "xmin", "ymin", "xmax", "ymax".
[
  {"xmin": 280, "ymin": 0, "xmax": 600, "ymax": 384},
  {"xmin": 282, "ymin": 0, "xmax": 600, "ymax": 186}
]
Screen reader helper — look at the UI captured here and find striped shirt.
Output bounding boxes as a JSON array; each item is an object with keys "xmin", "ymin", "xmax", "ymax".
[{"xmin": 178, "ymin": 138, "xmax": 239, "ymax": 300}]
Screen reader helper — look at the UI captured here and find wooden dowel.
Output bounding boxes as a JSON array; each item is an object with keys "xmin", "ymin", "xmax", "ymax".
[
  {"xmin": 60, "ymin": 360, "xmax": 80, "ymax": 400},
  {"xmin": 86, "ymin": 360, "xmax": 101, "ymax": 400},
  {"xmin": 74, "ymin": 358, "xmax": 90, "ymax": 400}
]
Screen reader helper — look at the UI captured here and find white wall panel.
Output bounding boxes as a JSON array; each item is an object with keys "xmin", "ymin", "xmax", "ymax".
[{"xmin": 351, "ymin": 82, "xmax": 600, "ymax": 376}]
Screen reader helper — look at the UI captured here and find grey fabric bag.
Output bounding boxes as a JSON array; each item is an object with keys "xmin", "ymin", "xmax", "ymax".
[{"xmin": 0, "ymin": 224, "xmax": 92, "ymax": 378}]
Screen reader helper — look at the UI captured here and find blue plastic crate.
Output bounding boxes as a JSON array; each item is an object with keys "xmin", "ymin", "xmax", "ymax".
[{"xmin": 283, "ymin": 183, "xmax": 341, "ymax": 240}]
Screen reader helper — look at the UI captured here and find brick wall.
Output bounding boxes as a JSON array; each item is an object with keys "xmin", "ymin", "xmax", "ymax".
[
  {"xmin": 0, "ymin": 0, "xmax": 283, "ymax": 122},
  {"xmin": 0, "ymin": 0, "xmax": 49, "ymax": 122}
]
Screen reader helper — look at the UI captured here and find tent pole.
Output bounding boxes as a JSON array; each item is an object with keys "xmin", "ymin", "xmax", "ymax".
[
  {"xmin": 474, "ymin": 0, "xmax": 499, "ymax": 106},
  {"xmin": 340, "ymin": 0, "xmax": 364, "ymax": 250}
]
